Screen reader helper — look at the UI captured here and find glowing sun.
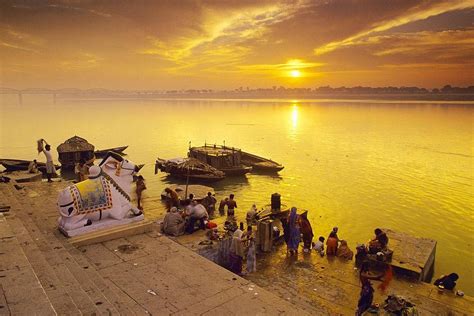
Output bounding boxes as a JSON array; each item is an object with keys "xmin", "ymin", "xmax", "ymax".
[{"xmin": 290, "ymin": 69, "xmax": 301, "ymax": 77}]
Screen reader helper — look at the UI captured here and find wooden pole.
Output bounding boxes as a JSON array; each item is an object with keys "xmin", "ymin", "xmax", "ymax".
[{"xmin": 184, "ymin": 166, "xmax": 190, "ymax": 200}]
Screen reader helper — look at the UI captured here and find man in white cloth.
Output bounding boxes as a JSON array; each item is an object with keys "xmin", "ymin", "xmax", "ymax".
[
  {"xmin": 185, "ymin": 200, "xmax": 208, "ymax": 234},
  {"xmin": 40, "ymin": 139, "xmax": 55, "ymax": 182}
]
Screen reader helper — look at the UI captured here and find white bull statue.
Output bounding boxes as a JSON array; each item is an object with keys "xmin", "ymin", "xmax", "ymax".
[{"xmin": 57, "ymin": 152, "xmax": 143, "ymax": 236}]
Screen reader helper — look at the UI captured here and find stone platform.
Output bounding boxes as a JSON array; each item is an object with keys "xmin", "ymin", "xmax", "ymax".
[
  {"xmin": 68, "ymin": 219, "xmax": 153, "ymax": 246},
  {"xmin": 372, "ymin": 228, "xmax": 437, "ymax": 282},
  {"xmin": 0, "ymin": 181, "xmax": 305, "ymax": 315}
]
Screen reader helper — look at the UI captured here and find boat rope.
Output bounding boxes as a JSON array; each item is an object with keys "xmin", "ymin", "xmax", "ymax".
[{"xmin": 101, "ymin": 172, "xmax": 131, "ymax": 202}]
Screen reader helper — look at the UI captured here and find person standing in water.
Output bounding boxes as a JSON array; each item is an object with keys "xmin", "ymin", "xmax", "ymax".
[
  {"xmin": 287, "ymin": 207, "xmax": 301, "ymax": 256},
  {"xmin": 299, "ymin": 211, "xmax": 313, "ymax": 253},
  {"xmin": 135, "ymin": 175, "xmax": 147, "ymax": 210},
  {"xmin": 227, "ymin": 194, "xmax": 237, "ymax": 217}
]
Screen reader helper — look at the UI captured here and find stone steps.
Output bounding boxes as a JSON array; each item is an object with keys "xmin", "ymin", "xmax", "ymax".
[
  {"xmin": 0, "ymin": 212, "xmax": 57, "ymax": 315},
  {"xmin": 2, "ymin": 183, "xmax": 137, "ymax": 315},
  {"xmin": 2, "ymin": 185, "xmax": 104, "ymax": 315},
  {"xmin": 23, "ymin": 188, "xmax": 145, "ymax": 314}
]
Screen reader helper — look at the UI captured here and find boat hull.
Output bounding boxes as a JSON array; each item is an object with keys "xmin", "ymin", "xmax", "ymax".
[
  {"xmin": 220, "ymin": 166, "xmax": 252, "ymax": 176},
  {"xmin": 155, "ymin": 157, "xmax": 225, "ymax": 183},
  {"xmin": 240, "ymin": 152, "xmax": 284, "ymax": 173},
  {"xmin": 94, "ymin": 146, "xmax": 128, "ymax": 158},
  {"xmin": 0, "ymin": 159, "xmax": 61, "ymax": 173}
]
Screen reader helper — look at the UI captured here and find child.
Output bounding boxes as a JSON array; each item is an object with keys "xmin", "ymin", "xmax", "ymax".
[{"xmin": 313, "ymin": 236, "xmax": 325, "ymax": 257}]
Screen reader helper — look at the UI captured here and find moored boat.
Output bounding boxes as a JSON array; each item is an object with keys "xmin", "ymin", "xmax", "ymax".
[
  {"xmin": 155, "ymin": 157, "xmax": 225, "ymax": 182},
  {"xmin": 240, "ymin": 151, "xmax": 284, "ymax": 172},
  {"xmin": 94, "ymin": 146, "xmax": 128, "ymax": 158},
  {"xmin": 188, "ymin": 144, "xmax": 252, "ymax": 176},
  {"xmin": 0, "ymin": 159, "xmax": 61, "ymax": 173}
]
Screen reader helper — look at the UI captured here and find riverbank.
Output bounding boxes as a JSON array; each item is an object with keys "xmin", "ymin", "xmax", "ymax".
[
  {"xmin": 1, "ymin": 180, "xmax": 471, "ymax": 315},
  {"xmin": 175, "ymin": 228, "xmax": 474, "ymax": 315}
]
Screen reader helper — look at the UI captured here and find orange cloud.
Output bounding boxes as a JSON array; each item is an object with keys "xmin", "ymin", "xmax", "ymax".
[{"xmin": 314, "ymin": 0, "xmax": 474, "ymax": 55}]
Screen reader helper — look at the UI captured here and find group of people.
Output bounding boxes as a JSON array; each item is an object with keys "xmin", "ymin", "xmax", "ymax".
[
  {"xmin": 162, "ymin": 199, "xmax": 209, "ymax": 236},
  {"xmin": 282, "ymin": 207, "xmax": 355, "ymax": 260},
  {"xmin": 162, "ymin": 190, "xmax": 240, "ymax": 237}
]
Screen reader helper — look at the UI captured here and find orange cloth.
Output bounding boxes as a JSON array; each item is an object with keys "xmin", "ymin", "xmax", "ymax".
[{"xmin": 326, "ymin": 237, "xmax": 338, "ymax": 255}]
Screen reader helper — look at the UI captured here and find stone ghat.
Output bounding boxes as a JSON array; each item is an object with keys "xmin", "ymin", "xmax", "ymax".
[
  {"xmin": 1, "ymin": 180, "xmax": 473, "ymax": 315},
  {"xmin": 176, "ymin": 229, "xmax": 474, "ymax": 315},
  {"xmin": 0, "ymin": 181, "xmax": 306, "ymax": 315}
]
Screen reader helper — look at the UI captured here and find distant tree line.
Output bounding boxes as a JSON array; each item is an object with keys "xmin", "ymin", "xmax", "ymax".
[{"xmin": 2, "ymin": 85, "xmax": 473, "ymax": 96}]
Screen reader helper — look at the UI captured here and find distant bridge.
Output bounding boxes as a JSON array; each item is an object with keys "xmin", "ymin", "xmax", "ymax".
[
  {"xmin": 0, "ymin": 88, "xmax": 68, "ymax": 104},
  {"xmin": 0, "ymin": 88, "xmax": 168, "ymax": 104}
]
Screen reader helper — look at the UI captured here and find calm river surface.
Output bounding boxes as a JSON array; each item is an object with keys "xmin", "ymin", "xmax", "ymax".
[{"xmin": 1, "ymin": 96, "xmax": 473, "ymax": 293}]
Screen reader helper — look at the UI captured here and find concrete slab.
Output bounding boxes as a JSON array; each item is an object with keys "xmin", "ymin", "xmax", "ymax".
[
  {"xmin": 67, "ymin": 219, "xmax": 153, "ymax": 246},
  {"xmin": 60, "ymin": 213, "xmax": 146, "ymax": 237},
  {"xmin": 381, "ymin": 228, "xmax": 437, "ymax": 281}
]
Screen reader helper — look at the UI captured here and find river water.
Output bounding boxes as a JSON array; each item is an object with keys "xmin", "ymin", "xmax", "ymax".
[{"xmin": 0, "ymin": 95, "xmax": 473, "ymax": 294}]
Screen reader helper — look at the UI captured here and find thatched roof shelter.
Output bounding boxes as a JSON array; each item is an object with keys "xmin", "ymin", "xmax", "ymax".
[
  {"xmin": 57, "ymin": 136, "xmax": 95, "ymax": 169},
  {"xmin": 57, "ymin": 136, "xmax": 94, "ymax": 153}
]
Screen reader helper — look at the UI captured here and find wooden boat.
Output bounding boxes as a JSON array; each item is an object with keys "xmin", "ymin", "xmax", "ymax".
[
  {"xmin": 240, "ymin": 151, "xmax": 284, "ymax": 172},
  {"xmin": 0, "ymin": 159, "xmax": 61, "ymax": 173},
  {"xmin": 2, "ymin": 170, "xmax": 43, "ymax": 183},
  {"xmin": 188, "ymin": 144, "xmax": 252, "ymax": 176},
  {"xmin": 57, "ymin": 136, "xmax": 95, "ymax": 170},
  {"xmin": 94, "ymin": 146, "xmax": 128, "ymax": 158},
  {"xmin": 155, "ymin": 157, "xmax": 225, "ymax": 182}
]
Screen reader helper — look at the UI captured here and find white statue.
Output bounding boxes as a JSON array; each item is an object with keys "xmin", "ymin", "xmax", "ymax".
[{"xmin": 57, "ymin": 152, "xmax": 143, "ymax": 236}]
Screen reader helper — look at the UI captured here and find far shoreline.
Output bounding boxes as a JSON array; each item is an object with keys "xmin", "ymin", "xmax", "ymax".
[{"xmin": 57, "ymin": 94, "xmax": 474, "ymax": 104}]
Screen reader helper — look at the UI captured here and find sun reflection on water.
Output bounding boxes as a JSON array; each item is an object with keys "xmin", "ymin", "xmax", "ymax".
[{"xmin": 291, "ymin": 103, "xmax": 299, "ymax": 129}]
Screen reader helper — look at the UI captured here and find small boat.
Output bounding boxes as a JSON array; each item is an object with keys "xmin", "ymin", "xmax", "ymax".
[
  {"xmin": 155, "ymin": 157, "xmax": 225, "ymax": 182},
  {"xmin": 2, "ymin": 170, "xmax": 43, "ymax": 183},
  {"xmin": 241, "ymin": 151, "xmax": 284, "ymax": 172},
  {"xmin": 188, "ymin": 144, "xmax": 252, "ymax": 176},
  {"xmin": 0, "ymin": 159, "xmax": 61, "ymax": 173},
  {"xmin": 94, "ymin": 146, "xmax": 128, "ymax": 158}
]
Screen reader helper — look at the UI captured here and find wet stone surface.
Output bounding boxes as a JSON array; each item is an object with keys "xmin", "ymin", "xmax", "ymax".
[{"xmin": 117, "ymin": 244, "xmax": 139, "ymax": 254}]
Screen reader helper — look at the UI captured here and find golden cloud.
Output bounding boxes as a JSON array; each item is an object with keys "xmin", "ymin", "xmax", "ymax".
[{"xmin": 314, "ymin": 0, "xmax": 474, "ymax": 55}]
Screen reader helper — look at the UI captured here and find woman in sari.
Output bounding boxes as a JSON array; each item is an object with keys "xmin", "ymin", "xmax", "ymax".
[
  {"xmin": 299, "ymin": 211, "xmax": 313, "ymax": 253},
  {"xmin": 336, "ymin": 240, "xmax": 354, "ymax": 260},
  {"xmin": 287, "ymin": 207, "xmax": 301, "ymax": 256},
  {"xmin": 326, "ymin": 231, "xmax": 339, "ymax": 255},
  {"xmin": 229, "ymin": 229, "xmax": 244, "ymax": 275},
  {"xmin": 246, "ymin": 229, "xmax": 257, "ymax": 273},
  {"xmin": 356, "ymin": 261, "xmax": 383, "ymax": 316}
]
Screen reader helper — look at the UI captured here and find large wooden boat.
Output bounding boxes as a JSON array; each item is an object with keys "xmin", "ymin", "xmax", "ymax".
[
  {"xmin": 240, "ymin": 151, "xmax": 284, "ymax": 172},
  {"xmin": 94, "ymin": 146, "xmax": 128, "ymax": 158},
  {"xmin": 0, "ymin": 159, "xmax": 61, "ymax": 173},
  {"xmin": 57, "ymin": 136, "xmax": 95, "ymax": 170},
  {"xmin": 188, "ymin": 144, "xmax": 252, "ymax": 176},
  {"xmin": 155, "ymin": 157, "xmax": 225, "ymax": 182}
]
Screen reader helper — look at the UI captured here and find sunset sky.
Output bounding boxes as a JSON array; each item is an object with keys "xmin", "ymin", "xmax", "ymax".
[{"xmin": 1, "ymin": 0, "xmax": 473, "ymax": 89}]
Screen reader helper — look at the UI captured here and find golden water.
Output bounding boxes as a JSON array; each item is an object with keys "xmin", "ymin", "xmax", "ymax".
[{"xmin": 1, "ymin": 96, "xmax": 473, "ymax": 293}]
